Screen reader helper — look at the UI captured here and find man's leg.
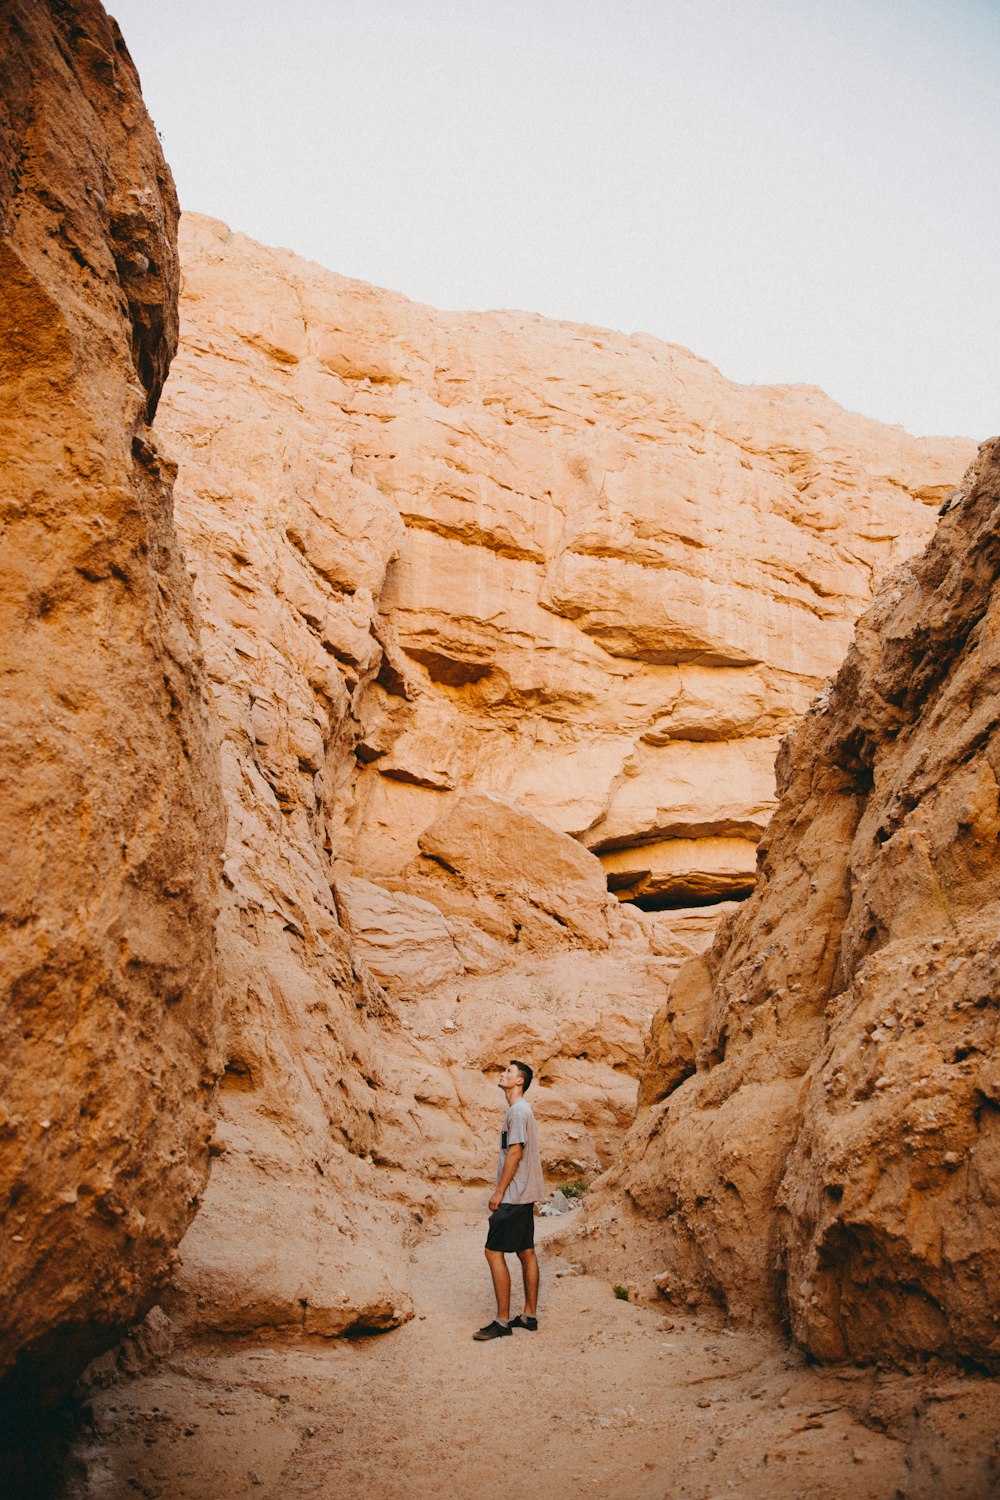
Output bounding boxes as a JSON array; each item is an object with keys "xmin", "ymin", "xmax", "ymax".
[
  {"xmin": 485, "ymin": 1248, "xmax": 511, "ymax": 1321},
  {"xmin": 516, "ymin": 1247, "xmax": 539, "ymax": 1317}
]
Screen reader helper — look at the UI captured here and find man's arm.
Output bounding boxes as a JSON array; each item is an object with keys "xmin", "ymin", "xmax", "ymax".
[{"xmin": 488, "ymin": 1142, "xmax": 523, "ymax": 1212}]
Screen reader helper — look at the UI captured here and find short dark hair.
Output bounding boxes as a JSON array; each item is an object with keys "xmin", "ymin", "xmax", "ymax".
[{"xmin": 510, "ymin": 1059, "xmax": 533, "ymax": 1092}]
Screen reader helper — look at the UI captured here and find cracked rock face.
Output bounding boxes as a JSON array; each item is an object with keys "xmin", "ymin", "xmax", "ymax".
[
  {"xmin": 149, "ymin": 213, "xmax": 972, "ymax": 1341},
  {"xmin": 4, "ymin": 1, "xmax": 983, "ymax": 1398},
  {"xmin": 169, "ymin": 212, "xmax": 970, "ymax": 928},
  {"xmin": 602, "ymin": 440, "xmax": 1000, "ymax": 1369},
  {"xmin": 0, "ymin": 1, "xmax": 223, "ymax": 1400}
]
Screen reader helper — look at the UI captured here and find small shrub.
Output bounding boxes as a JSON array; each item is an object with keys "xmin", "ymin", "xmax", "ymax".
[
  {"xmin": 613, "ymin": 1283, "xmax": 629, "ymax": 1301},
  {"xmin": 561, "ymin": 1178, "xmax": 589, "ymax": 1199}
]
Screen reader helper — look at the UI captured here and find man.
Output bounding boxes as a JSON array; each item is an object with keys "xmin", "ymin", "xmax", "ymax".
[{"xmin": 473, "ymin": 1058, "xmax": 545, "ymax": 1341}]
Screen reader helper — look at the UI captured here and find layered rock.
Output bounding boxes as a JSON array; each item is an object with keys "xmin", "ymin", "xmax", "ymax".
[
  {"xmin": 151, "ymin": 235, "xmax": 415, "ymax": 1335},
  {"xmin": 1, "ymin": 0, "xmax": 982, "ymax": 1406},
  {"xmin": 171, "ymin": 216, "xmax": 970, "ymax": 938},
  {"xmin": 0, "ymin": 1, "xmax": 223, "ymax": 1400},
  {"xmin": 154, "ymin": 223, "xmax": 672, "ymax": 1336},
  {"xmin": 338, "ymin": 315, "xmax": 969, "ymax": 918},
  {"xmin": 591, "ymin": 441, "xmax": 1000, "ymax": 1370},
  {"xmin": 149, "ymin": 213, "xmax": 973, "ymax": 1340}
]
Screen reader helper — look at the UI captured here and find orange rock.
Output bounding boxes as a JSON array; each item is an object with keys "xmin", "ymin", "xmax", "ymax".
[
  {"xmin": 604, "ymin": 441, "xmax": 1000, "ymax": 1370},
  {"xmin": 167, "ymin": 212, "xmax": 973, "ymax": 933},
  {"xmin": 0, "ymin": 0, "xmax": 223, "ymax": 1400},
  {"xmin": 150, "ymin": 212, "xmax": 974, "ymax": 1344}
]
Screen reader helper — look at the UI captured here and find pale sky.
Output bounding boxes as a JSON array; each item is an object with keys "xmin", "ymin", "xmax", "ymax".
[{"xmin": 109, "ymin": 0, "xmax": 998, "ymax": 440}]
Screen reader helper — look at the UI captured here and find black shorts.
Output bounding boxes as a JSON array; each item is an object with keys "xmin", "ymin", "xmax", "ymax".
[{"xmin": 486, "ymin": 1202, "xmax": 535, "ymax": 1253}]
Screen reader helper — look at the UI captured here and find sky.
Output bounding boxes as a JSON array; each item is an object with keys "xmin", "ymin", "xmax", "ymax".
[{"xmin": 109, "ymin": 0, "xmax": 999, "ymax": 440}]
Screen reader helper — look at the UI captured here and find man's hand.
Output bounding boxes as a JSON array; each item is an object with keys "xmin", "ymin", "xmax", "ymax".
[{"xmin": 488, "ymin": 1190, "xmax": 503, "ymax": 1212}]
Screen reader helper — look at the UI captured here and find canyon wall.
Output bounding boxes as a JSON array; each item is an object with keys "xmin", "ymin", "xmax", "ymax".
[
  {"xmin": 588, "ymin": 440, "xmax": 1000, "ymax": 1370},
  {"xmin": 1, "ymin": 0, "xmax": 987, "ymax": 1409},
  {"xmin": 152, "ymin": 212, "xmax": 974, "ymax": 1340},
  {"xmin": 0, "ymin": 1, "xmax": 223, "ymax": 1400}
]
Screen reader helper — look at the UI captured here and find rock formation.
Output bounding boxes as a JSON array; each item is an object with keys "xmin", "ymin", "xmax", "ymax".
[
  {"xmin": 167, "ymin": 217, "xmax": 971, "ymax": 936},
  {"xmin": 588, "ymin": 440, "xmax": 1000, "ymax": 1370},
  {"xmin": 150, "ymin": 212, "xmax": 973, "ymax": 1342},
  {"xmin": 1, "ymin": 0, "xmax": 989, "ymax": 1422},
  {"xmin": 0, "ymin": 0, "xmax": 223, "ymax": 1401}
]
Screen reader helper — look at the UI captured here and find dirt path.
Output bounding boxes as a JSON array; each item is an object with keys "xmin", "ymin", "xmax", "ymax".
[{"xmin": 69, "ymin": 1195, "xmax": 999, "ymax": 1499}]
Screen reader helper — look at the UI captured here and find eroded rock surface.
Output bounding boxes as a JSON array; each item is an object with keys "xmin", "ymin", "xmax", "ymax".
[
  {"xmin": 151, "ymin": 213, "xmax": 973, "ymax": 1342},
  {"xmin": 0, "ymin": 0, "xmax": 223, "ymax": 1400},
  {"xmin": 172, "ymin": 214, "xmax": 970, "ymax": 925},
  {"xmin": 591, "ymin": 441, "xmax": 1000, "ymax": 1370}
]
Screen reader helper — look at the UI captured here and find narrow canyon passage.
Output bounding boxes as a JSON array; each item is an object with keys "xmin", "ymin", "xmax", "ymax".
[
  {"xmin": 71, "ymin": 1194, "xmax": 999, "ymax": 1500},
  {"xmin": 5, "ymin": 6, "xmax": 999, "ymax": 1492}
]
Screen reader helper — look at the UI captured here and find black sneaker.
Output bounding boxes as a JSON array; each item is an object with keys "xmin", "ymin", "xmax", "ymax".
[
  {"xmin": 472, "ymin": 1320, "xmax": 512, "ymax": 1341},
  {"xmin": 510, "ymin": 1315, "xmax": 538, "ymax": 1331}
]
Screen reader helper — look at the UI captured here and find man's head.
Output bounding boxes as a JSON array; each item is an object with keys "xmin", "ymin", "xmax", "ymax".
[
  {"xmin": 497, "ymin": 1059, "xmax": 533, "ymax": 1098},
  {"xmin": 510, "ymin": 1059, "xmax": 533, "ymax": 1093}
]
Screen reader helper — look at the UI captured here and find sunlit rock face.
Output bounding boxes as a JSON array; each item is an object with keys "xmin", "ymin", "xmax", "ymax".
[
  {"xmin": 169, "ymin": 213, "xmax": 969, "ymax": 925},
  {"xmin": 0, "ymin": 1, "xmax": 223, "ymax": 1401},
  {"xmin": 597, "ymin": 440, "xmax": 1000, "ymax": 1370},
  {"xmin": 150, "ymin": 211, "xmax": 973, "ymax": 1340},
  {"xmin": 321, "ymin": 267, "xmax": 968, "ymax": 917},
  {"xmin": 154, "ymin": 220, "xmax": 664, "ymax": 1337}
]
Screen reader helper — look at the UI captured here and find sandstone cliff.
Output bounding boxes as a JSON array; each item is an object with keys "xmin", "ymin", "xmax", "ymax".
[
  {"xmin": 1, "ymin": 0, "xmax": 987, "ymax": 1425},
  {"xmin": 0, "ymin": 1, "xmax": 223, "ymax": 1400},
  {"xmin": 150, "ymin": 213, "xmax": 973, "ymax": 1341},
  {"xmin": 588, "ymin": 440, "xmax": 1000, "ymax": 1370},
  {"xmin": 168, "ymin": 215, "xmax": 970, "ymax": 930}
]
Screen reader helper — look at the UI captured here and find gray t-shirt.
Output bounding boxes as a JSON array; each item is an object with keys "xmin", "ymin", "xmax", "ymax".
[{"xmin": 496, "ymin": 1097, "xmax": 545, "ymax": 1205}]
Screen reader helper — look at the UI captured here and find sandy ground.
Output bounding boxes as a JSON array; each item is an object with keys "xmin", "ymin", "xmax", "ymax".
[{"xmin": 56, "ymin": 1195, "xmax": 1000, "ymax": 1500}]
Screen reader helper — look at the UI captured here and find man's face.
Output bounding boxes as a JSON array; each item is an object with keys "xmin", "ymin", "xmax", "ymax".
[{"xmin": 498, "ymin": 1063, "xmax": 521, "ymax": 1091}]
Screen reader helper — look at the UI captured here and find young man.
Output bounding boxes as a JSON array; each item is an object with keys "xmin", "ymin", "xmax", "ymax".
[{"xmin": 473, "ymin": 1058, "xmax": 545, "ymax": 1341}]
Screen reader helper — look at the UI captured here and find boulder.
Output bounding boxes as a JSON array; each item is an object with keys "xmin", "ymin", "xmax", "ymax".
[{"xmin": 410, "ymin": 791, "xmax": 623, "ymax": 948}]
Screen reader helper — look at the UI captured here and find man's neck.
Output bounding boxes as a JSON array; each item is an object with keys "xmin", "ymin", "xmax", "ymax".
[{"xmin": 502, "ymin": 1085, "xmax": 523, "ymax": 1106}]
